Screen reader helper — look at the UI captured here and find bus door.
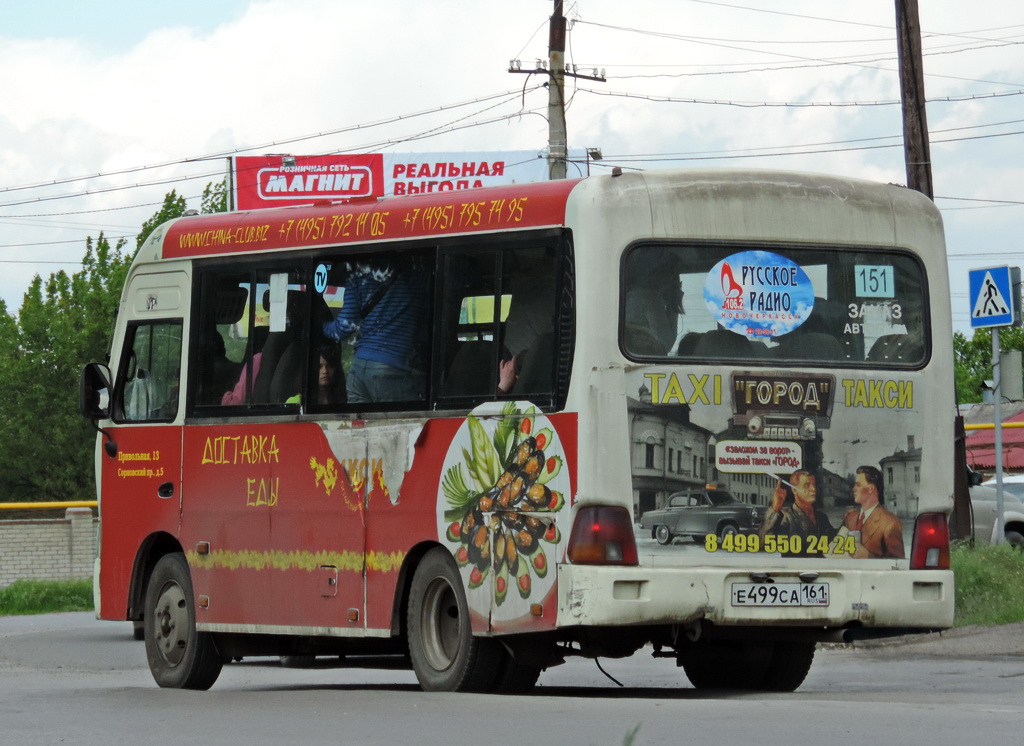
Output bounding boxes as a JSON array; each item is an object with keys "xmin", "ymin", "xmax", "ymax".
[
  {"xmin": 184, "ymin": 420, "xmax": 369, "ymax": 632},
  {"xmin": 181, "ymin": 269, "xmax": 282, "ymax": 627},
  {"xmin": 101, "ymin": 271, "xmax": 187, "ymax": 620},
  {"xmin": 268, "ymin": 421, "xmax": 368, "ymax": 632}
]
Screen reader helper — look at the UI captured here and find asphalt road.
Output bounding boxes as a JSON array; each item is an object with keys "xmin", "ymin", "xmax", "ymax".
[{"xmin": 1, "ymin": 613, "xmax": 1022, "ymax": 745}]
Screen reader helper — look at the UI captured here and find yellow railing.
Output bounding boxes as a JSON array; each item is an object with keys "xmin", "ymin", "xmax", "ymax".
[
  {"xmin": 964, "ymin": 423, "xmax": 1024, "ymax": 430},
  {"xmin": 0, "ymin": 501, "xmax": 97, "ymax": 510}
]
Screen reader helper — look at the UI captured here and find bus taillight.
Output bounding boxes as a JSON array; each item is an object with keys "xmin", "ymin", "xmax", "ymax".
[
  {"xmin": 909, "ymin": 513, "xmax": 951, "ymax": 569},
  {"xmin": 567, "ymin": 506, "xmax": 638, "ymax": 565}
]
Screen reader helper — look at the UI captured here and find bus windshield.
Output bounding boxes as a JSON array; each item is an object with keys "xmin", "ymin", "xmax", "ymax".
[{"xmin": 621, "ymin": 244, "xmax": 927, "ymax": 367}]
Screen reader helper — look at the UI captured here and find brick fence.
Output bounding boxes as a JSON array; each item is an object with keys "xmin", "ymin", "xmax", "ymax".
[{"xmin": 0, "ymin": 508, "xmax": 98, "ymax": 588}]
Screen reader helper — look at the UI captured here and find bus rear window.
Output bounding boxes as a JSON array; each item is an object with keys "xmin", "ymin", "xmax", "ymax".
[{"xmin": 621, "ymin": 244, "xmax": 928, "ymax": 367}]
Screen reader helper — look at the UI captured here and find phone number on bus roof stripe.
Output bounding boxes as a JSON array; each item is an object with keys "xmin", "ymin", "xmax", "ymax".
[{"xmin": 163, "ymin": 180, "xmax": 578, "ymax": 258}]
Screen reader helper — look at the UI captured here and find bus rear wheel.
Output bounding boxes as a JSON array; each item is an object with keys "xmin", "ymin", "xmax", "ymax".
[
  {"xmin": 679, "ymin": 639, "xmax": 813, "ymax": 692},
  {"xmin": 407, "ymin": 547, "xmax": 502, "ymax": 692},
  {"xmin": 491, "ymin": 647, "xmax": 542, "ymax": 694},
  {"xmin": 759, "ymin": 641, "xmax": 815, "ymax": 692},
  {"xmin": 144, "ymin": 553, "xmax": 223, "ymax": 690},
  {"xmin": 679, "ymin": 640, "xmax": 771, "ymax": 690}
]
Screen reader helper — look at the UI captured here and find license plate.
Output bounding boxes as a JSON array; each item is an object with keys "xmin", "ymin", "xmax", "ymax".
[{"xmin": 731, "ymin": 582, "xmax": 830, "ymax": 607}]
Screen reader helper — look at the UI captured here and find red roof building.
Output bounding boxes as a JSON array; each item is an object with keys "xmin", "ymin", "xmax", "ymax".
[{"xmin": 964, "ymin": 406, "xmax": 1024, "ymax": 472}]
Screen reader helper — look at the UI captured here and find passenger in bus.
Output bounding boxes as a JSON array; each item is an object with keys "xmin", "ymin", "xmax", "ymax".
[
  {"xmin": 496, "ymin": 349, "xmax": 520, "ymax": 395},
  {"xmin": 758, "ymin": 470, "xmax": 837, "ymax": 556},
  {"xmin": 498, "ymin": 275, "xmax": 556, "ymax": 394},
  {"xmin": 322, "ymin": 260, "xmax": 429, "ymax": 403},
  {"xmin": 623, "ymin": 266, "xmax": 683, "ymax": 355},
  {"xmin": 315, "ymin": 343, "xmax": 345, "ymax": 405},
  {"xmin": 867, "ymin": 302, "xmax": 924, "ymax": 363},
  {"xmin": 221, "ymin": 353, "xmax": 261, "ymax": 405},
  {"xmin": 198, "ymin": 331, "xmax": 239, "ymax": 405},
  {"xmin": 840, "ymin": 465, "xmax": 905, "ymax": 559}
]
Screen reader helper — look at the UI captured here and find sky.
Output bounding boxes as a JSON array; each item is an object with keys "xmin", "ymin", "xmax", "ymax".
[{"xmin": 1, "ymin": 0, "xmax": 1022, "ymax": 334}]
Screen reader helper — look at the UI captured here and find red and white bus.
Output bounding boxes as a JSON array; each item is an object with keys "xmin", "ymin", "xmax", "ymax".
[{"xmin": 81, "ymin": 168, "xmax": 954, "ymax": 692}]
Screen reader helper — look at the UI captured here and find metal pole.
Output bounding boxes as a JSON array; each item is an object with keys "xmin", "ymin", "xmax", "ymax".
[
  {"xmin": 548, "ymin": 0, "xmax": 567, "ymax": 180},
  {"xmin": 993, "ymin": 330, "xmax": 1005, "ymax": 543}
]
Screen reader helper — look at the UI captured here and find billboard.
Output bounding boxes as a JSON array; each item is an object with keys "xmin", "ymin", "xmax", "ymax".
[{"xmin": 232, "ymin": 150, "xmax": 589, "ymax": 211}]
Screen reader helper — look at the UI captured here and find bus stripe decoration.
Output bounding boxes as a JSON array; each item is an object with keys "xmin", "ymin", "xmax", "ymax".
[
  {"xmin": 441, "ymin": 404, "xmax": 564, "ymax": 607},
  {"xmin": 186, "ymin": 548, "xmax": 405, "ymax": 574}
]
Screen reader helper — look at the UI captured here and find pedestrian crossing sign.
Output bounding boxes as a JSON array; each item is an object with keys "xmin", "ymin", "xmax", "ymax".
[{"xmin": 969, "ymin": 265, "xmax": 1019, "ymax": 328}]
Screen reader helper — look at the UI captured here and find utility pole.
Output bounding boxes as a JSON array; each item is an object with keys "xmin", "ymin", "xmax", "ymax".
[
  {"xmin": 895, "ymin": 2, "xmax": 974, "ymax": 539},
  {"xmin": 548, "ymin": 0, "xmax": 568, "ymax": 180},
  {"xmin": 894, "ymin": 0, "xmax": 933, "ymax": 198},
  {"xmin": 508, "ymin": 2, "xmax": 604, "ymax": 180}
]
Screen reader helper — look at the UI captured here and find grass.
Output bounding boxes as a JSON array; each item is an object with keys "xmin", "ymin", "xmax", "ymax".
[
  {"xmin": 2, "ymin": 547, "xmax": 1023, "ymax": 625},
  {"xmin": 951, "ymin": 541, "xmax": 1024, "ymax": 626},
  {"xmin": 0, "ymin": 579, "xmax": 93, "ymax": 616}
]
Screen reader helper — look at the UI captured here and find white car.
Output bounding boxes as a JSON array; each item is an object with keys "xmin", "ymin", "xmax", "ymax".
[
  {"xmin": 981, "ymin": 474, "xmax": 1024, "ymax": 500},
  {"xmin": 970, "ymin": 477, "xmax": 1024, "ymax": 547}
]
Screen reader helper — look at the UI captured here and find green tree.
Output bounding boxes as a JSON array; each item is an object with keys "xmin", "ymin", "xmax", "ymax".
[
  {"xmin": 0, "ymin": 181, "xmax": 226, "ymax": 504},
  {"xmin": 201, "ymin": 178, "xmax": 228, "ymax": 214},
  {"xmin": 0, "ymin": 235, "xmax": 130, "ymax": 501},
  {"xmin": 137, "ymin": 190, "xmax": 187, "ymax": 251},
  {"xmin": 954, "ymin": 327, "xmax": 1024, "ymax": 403}
]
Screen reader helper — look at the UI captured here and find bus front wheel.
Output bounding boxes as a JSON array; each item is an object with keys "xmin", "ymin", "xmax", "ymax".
[
  {"xmin": 407, "ymin": 547, "xmax": 502, "ymax": 692},
  {"xmin": 144, "ymin": 553, "xmax": 223, "ymax": 690}
]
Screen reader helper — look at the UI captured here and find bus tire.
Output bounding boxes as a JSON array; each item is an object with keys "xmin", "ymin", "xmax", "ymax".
[
  {"xmin": 655, "ymin": 525, "xmax": 673, "ymax": 545},
  {"xmin": 144, "ymin": 553, "xmax": 223, "ymax": 690},
  {"xmin": 407, "ymin": 547, "xmax": 502, "ymax": 692},
  {"xmin": 491, "ymin": 648, "xmax": 542, "ymax": 694},
  {"xmin": 679, "ymin": 640, "xmax": 771, "ymax": 690},
  {"xmin": 1005, "ymin": 530, "xmax": 1024, "ymax": 550},
  {"xmin": 759, "ymin": 641, "xmax": 815, "ymax": 692}
]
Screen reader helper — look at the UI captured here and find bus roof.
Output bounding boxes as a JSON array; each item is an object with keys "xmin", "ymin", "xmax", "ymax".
[{"xmin": 161, "ymin": 178, "xmax": 582, "ymax": 260}]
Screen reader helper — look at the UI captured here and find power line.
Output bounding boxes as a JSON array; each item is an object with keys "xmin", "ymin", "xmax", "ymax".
[
  {"xmin": 575, "ymin": 85, "xmax": 1024, "ymax": 109},
  {"xmin": 572, "ymin": 20, "xmax": 1024, "ymax": 88},
  {"xmin": 599, "ymin": 117, "xmax": 1024, "ymax": 159},
  {"xmin": 0, "ymin": 102, "xmax": 542, "ymax": 211},
  {"xmin": 0, "ymin": 88, "xmax": 541, "ymax": 198},
  {"xmin": 593, "ymin": 39, "xmax": 1024, "ymax": 89},
  {"xmin": 684, "ymin": 0, "xmax": 1024, "ymax": 43}
]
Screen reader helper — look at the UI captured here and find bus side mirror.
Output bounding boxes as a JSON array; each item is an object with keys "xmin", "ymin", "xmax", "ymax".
[{"xmin": 80, "ymin": 362, "xmax": 113, "ymax": 420}]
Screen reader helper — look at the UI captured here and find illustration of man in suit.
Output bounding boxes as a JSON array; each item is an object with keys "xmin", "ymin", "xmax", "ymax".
[
  {"xmin": 842, "ymin": 465, "xmax": 905, "ymax": 559},
  {"xmin": 759, "ymin": 470, "xmax": 836, "ymax": 556}
]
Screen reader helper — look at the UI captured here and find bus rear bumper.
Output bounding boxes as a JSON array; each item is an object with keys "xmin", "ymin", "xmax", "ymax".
[{"xmin": 556, "ymin": 564, "xmax": 954, "ymax": 633}]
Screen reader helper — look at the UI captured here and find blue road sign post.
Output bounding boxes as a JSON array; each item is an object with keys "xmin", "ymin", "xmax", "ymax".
[
  {"xmin": 969, "ymin": 265, "xmax": 1018, "ymax": 329},
  {"xmin": 968, "ymin": 264, "xmax": 1021, "ymax": 545}
]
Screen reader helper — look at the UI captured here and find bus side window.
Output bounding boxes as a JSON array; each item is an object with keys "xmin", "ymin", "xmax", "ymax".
[
  {"xmin": 200, "ymin": 268, "xmax": 308, "ymax": 409},
  {"xmin": 436, "ymin": 244, "xmax": 560, "ymax": 402},
  {"xmin": 437, "ymin": 251, "xmax": 501, "ymax": 398},
  {"xmin": 195, "ymin": 276, "xmax": 247, "ymax": 406},
  {"xmin": 503, "ymin": 247, "xmax": 559, "ymax": 396},
  {"xmin": 317, "ymin": 253, "xmax": 431, "ymax": 407},
  {"xmin": 118, "ymin": 321, "xmax": 182, "ymax": 422},
  {"xmin": 252, "ymin": 281, "xmax": 307, "ymax": 405}
]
